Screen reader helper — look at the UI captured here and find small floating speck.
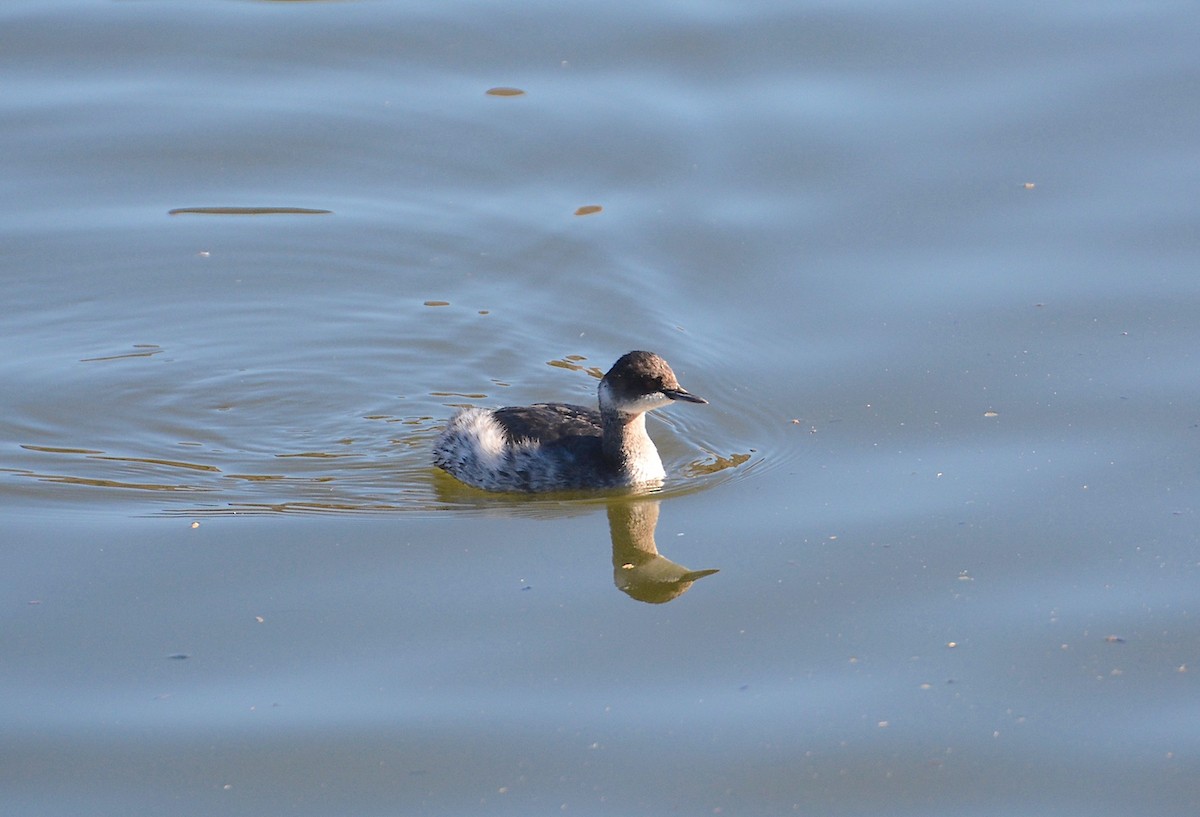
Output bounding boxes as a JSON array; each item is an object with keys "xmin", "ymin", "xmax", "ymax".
[
  {"xmin": 548, "ymin": 357, "xmax": 587, "ymax": 372},
  {"xmin": 684, "ymin": 452, "xmax": 751, "ymax": 476},
  {"xmin": 1104, "ymin": 635, "xmax": 1125, "ymax": 644},
  {"xmin": 574, "ymin": 204, "xmax": 603, "ymax": 216},
  {"xmin": 1022, "ymin": 182, "xmax": 1036, "ymax": 189},
  {"xmin": 168, "ymin": 207, "xmax": 332, "ymax": 216},
  {"xmin": 983, "ymin": 410, "xmax": 999, "ymax": 418},
  {"xmin": 424, "ymin": 300, "xmax": 450, "ymax": 307},
  {"xmin": 486, "ymin": 87, "xmax": 525, "ymax": 97},
  {"xmin": 167, "ymin": 653, "xmax": 190, "ymax": 660}
]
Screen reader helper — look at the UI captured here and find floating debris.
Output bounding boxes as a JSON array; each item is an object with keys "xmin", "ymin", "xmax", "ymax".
[{"xmin": 168, "ymin": 207, "xmax": 331, "ymax": 216}]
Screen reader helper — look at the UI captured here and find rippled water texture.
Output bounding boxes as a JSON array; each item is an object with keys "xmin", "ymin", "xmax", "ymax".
[{"xmin": 3, "ymin": 1, "xmax": 1199, "ymax": 815}]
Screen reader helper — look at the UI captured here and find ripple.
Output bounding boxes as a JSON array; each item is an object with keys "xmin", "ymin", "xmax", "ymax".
[
  {"xmin": 5, "ymin": 410, "xmax": 760, "ymax": 517},
  {"xmin": 3, "ymin": 339, "xmax": 799, "ymax": 517}
]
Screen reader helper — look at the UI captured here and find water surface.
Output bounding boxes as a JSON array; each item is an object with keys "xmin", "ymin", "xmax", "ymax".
[{"xmin": 3, "ymin": 1, "xmax": 1199, "ymax": 815}]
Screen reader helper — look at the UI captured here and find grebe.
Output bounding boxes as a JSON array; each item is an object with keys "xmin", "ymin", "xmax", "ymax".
[{"xmin": 433, "ymin": 351, "xmax": 706, "ymax": 492}]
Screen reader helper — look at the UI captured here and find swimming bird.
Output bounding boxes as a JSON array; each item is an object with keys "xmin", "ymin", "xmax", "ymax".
[{"xmin": 433, "ymin": 351, "xmax": 706, "ymax": 492}]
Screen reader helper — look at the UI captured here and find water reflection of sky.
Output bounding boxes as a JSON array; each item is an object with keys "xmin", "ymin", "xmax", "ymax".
[{"xmin": 3, "ymin": 0, "xmax": 1200, "ymax": 814}]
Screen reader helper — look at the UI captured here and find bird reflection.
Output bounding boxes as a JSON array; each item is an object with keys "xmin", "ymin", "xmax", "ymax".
[
  {"xmin": 607, "ymin": 498, "xmax": 718, "ymax": 604},
  {"xmin": 431, "ymin": 475, "xmax": 718, "ymax": 603}
]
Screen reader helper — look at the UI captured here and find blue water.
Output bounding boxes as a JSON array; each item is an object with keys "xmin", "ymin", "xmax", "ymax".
[{"xmin": 3, "ymin": 1, "xmax": 1199, "ymax": 815}]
